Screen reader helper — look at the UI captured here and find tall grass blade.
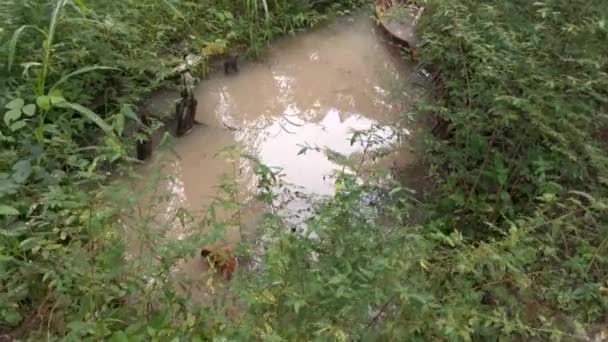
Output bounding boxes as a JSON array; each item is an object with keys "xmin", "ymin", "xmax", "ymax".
[
  {"xmin": 48, "ymin": 0, "xmax": 68, "ymax": 47},
  {"xmin": 245, "ymin": 0, "xmax": 259, "ymax": 19},
  {"xmin": 261, "ymin": 0, "xmax": 270, "ymax": 19},
  {"xmin": 56, "ymin": 102, "xmax": 113, "ymax": 133},
  {"xmin": 8, "ymin": 25, "xmax": 47, "ymax": 72},
  {"xmin": 160, "ymin": 0, "xmax": 194, "ymax": 32},
  {"xmin": 38, "ymin": 0, "xmax": 68, "ymax": 94},
  {"xmin": 50, "ymin": 66, "xmax": 120, "ymax": 92}
]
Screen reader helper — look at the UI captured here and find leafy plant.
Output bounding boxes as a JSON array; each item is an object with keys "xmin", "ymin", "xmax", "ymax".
[{"xmin": 0, "ymin": 0, "xmax": 367, "ymax": 339}]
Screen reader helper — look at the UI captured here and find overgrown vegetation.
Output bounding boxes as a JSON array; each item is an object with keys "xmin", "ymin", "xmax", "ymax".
[
  {"xmin": 0, "ymin": 0, "xmax": 364, "ymax": 339},
  {"xmin": 1, "ymin": 0, "xmax": 607, "ymax": 340}
]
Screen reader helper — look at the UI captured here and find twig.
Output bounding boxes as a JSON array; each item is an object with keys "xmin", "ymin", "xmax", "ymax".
[
  {"xmin": 232, "ymin": 160, "xmax": 243, "ymax": 241},
  {"xmin": 413, "ymin": 6, "xmax": 425, "ymax": 27},
  {"xmin": 458, "ymin": 41, "xmax": 472, "ymax": 110},
  {"xmin": 356, "ymin": 135, "xmax": 372, "ymax": 177},
  {"xmin": 466, "ymin": 130, "xmax": 497, "ymax": 205},
  {"xmin": 7, "ymin": 293, "xmax": 50, "ymax": 340},
  {"xmin": 586, "ymin": 234, "xmax": 608, "ymax": 274},
  {"xmin": 366, "ymin": 296, "xmax": 396, "ymax": 329}
]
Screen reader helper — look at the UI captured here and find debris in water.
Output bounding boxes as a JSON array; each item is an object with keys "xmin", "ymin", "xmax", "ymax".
[{"xmin": 201, "ymin": 245, "xmax": 237, "ymax": 281}]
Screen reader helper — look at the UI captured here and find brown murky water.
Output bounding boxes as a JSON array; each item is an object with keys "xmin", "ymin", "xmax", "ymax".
[{"xmin": 127, "ymin": 13, "xmax": 415, "ymax": 300}]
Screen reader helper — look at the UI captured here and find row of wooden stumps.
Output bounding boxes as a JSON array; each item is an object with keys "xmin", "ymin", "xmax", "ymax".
[
  {"xmin": 176, "ymin": 68, "xmax": 199, "ymax": 138},
  {"xmin": 136, "ymin": 68, "xmax": 198, "ymax": 161},
  {"xmin": 136, "ymin": 54, "xmax": 240, "ymax": 161}
]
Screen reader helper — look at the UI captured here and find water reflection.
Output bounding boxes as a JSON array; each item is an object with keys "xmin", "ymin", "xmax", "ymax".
[
  {"xmin": 131, "ymin": 13, "xmax": 414, "ymax": 297},
  {"xmin": 237, "ymin": 109, "xmax": 396, "ymax": 196}
]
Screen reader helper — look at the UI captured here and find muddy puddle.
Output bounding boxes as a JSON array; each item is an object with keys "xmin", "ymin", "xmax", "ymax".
[{"xmin": 125, "ymin": 13, "xmax": 417, "ymax": 301}]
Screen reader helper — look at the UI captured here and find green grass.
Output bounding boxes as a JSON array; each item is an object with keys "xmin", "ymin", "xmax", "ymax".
[
  {"xmin": 0, "ymin": 0, "xmax": 364, "ymax": 339},
  {"xmin": 1, "ymin": 0, "xmax": 606, "ymax": 340}
]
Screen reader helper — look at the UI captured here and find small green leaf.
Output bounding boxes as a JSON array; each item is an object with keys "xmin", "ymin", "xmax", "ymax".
[
  {"xmin": 121, "ymin": 105, "xmax": 140, "ymax": 122},
  {"xmin": 115, "ymin": 113, "xmax": 125, "ymax": 136},
  {"xmin": 36, "ymin": 96, "xmax": 51, "ymax": 111},
  {"xmin": 34, "ymin": 126, "xmax": 44, "ymax": 142},
  {"xmin": 22, "ymin": 104, "xmax": 36, "ymax": 116},
  {"xmin": 67, "ymin": 321, "xmax": 95, "ymax": 334},
  {"xmin": 0, "ymin": 205, "xmax": 19, "ymax": 216},
  {"xmin": 329, "ymin": 276, "xmax": 342, "ymax": 285},
  {"xmin": 0, "ymin": 254, "xmax": 15, "ymax": 262},
  {"xmin": 50, "ymin": 96, "xmax": 66, "ymax": 105},
  {"xmin": 4, "ymin": 108, "xmax": 21, "ymax": 126},
  {"xmin": 48, "ymin": 88, "xmax": 66, "ymax": 105},
  {"xmin": 5, "ymin": 98, "xmax": 24, "ymax": 110},
  {"xmin": 19, "ymin": 236, "xmax": 43, "ymax": 251},
  {"xmin": 12, "ymin": 160, "xmax": 32, "ymax": 183},
  {"xmin": 10, "ymin": 121, "xmax": 27, "ymax": 132},
  {"xmin": 48, "ymin": 88, "xmax": 62, "ymax": 97},
  {"xmin": 3, "ymin": 309, "xmax": 23, "ymax": 325},
  {"xmin": 293, "ymin": 300, "xmax": 306, "ymax": 314},
  {"xmin": 0, "ymin": 225, "xmax": 28, "ymax": 237},
  {"xmin": 110, "ymin": 331, "xmax": 130, "ymax": 342}
]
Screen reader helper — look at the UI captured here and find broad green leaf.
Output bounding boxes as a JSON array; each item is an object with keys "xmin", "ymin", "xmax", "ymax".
[
  {"xmin": 51, "ymin": 96, "xmax": 66, "ymax": 105},
  {"xmin": 0, "ymin": 205, "xmax": 19, "ymax": 216},
  {"xmin": 19, "ymin": 236, "xmax": 43, "ymax": 251},
  {"xmin": 0, "ymin": 225, "xmax": 28, "ymax": 237},
  {"xmin": 36, "ymin": 96, "xmax": 51, "ymax": 111},
  {"xmin": 12, "ymin": 160, "xmax": 32, "ymax": 183},
  {"xmin": 115, "ymin": 112, "xmax": 125, "ymax": 136},
  {"xmin": 34, "ymin": 126, "xmax": 44, "ymax": 142},
  {"xmin": 48, "ymin": 88, "xmax": 62, "ymax": 97},
  {"xmin": 4, "ymin": 108, "xmax": 21, "ymax": 126},
  {"xmin": 3, "ymin": 309, "xmax": 22, "ymax": 325},
  {"xmin": 5, "ymin": 98, "xmax": 24, "ymax": 110},
  {"xmin": 56, "ymin": 102, "xmax": 112, "ymax": 133},
  {"xmin": 110, "ymin": 331, "xmax": 130, "ymax": 342},
  {"xmin": 48, "ymin": 88, "xmax": 66, "ymax": 105},
  {"xmin": 22, "ymin": 104, "xmax": 36, "ymax": 116},
  {"xmin": 121, "ymin": 105, "xmax": 140, "ymax": 122},
  {"xmin": 10, "ymin": 121, "xmax": 27, "ymax": 132},
  {"xmin": 0, "ymin": 175, "xmax": 18, "ymax": 197},
  {"xmin": 0, "ymin": 255, "xmax": 15, "ymax": 262}
]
